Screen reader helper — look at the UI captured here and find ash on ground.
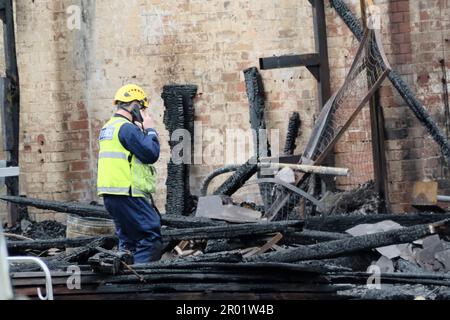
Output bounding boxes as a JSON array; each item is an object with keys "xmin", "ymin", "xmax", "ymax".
[{"xmin": 5, "ymin": 219, "xmax": 66, "ymax": 240}]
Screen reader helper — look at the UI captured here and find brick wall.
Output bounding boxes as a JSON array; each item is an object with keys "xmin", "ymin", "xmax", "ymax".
[
  {"xmin": 326, "ymin": 0, "xmax": 450, "ymax": 212},
  {"xmin": 1, "ymin": 0, "xmax": 318, "ymax": 222},
  {"xmin": 0, "ymin": 0, "xmax": 448, "ymax": 223},
  {"xmin": 385, "ymin": 0, "xmax": 450, "ymax": 212}
]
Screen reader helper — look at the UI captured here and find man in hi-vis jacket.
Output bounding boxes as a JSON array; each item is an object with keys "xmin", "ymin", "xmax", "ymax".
[{"xmin": 97, "ymin": 84, "xmax": 162, "ymax": 263}]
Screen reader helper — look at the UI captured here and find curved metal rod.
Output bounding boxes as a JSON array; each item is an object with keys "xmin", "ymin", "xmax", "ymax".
[
  {"xmin": 8, "ymin": 256, "xmax": 54, "ymax": 300},
  {"xmin": 199, "ymin": 165, "xmax": 241, "ymax": 196},
  {"xmin": 245, "ymin": 178, "xmax": 324, "ymax": 212}
]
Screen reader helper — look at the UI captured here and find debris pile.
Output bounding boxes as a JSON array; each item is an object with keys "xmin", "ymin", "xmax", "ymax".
[
  {"xmin": 4, "ymin": 219, "xmax": 66, "ymax": 240},
  {"xmin": 320, "ymin": 181, "xmax": 381, "ymax": 216},
  {"xmin": 22, "ymin": 220, "xmax": 66, "ymax": 240},
  {"xmin": 346, "ymin": 220, "xmax": 450, "ymax": 274},
  {"xmin": 3, "ymin": 196, "xmax": 450, "ymax": 300}
]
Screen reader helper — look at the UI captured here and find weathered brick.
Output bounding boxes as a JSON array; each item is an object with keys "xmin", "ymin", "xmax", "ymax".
[{"xmin": 0, "ymin": 0, "xmax": 445, "ymax": 223}]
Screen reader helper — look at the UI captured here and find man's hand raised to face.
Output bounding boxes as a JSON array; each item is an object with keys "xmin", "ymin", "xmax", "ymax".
[{"xmin": 141, "ymin": 108, "xmax": 154, "ymax": 130}]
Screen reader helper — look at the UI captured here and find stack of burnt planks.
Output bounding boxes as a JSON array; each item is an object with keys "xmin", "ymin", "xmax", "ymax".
[{"xmin": 3, "ymin": 196, "xmax": 450, "ymax": 300}]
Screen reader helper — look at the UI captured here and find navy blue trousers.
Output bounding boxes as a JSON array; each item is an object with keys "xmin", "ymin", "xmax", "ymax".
[{"xmin": 103, "ymin": 195, "xmax": 162, "ymax": 263}]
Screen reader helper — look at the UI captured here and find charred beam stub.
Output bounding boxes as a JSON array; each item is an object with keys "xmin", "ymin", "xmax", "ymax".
[
  {"xmin": 162, "ymin": 85, "xmax": 197, "ymax": 215},
  {"xmin": 7, "ymin": 236, "xmax": 118, "ymax": 253},
  {"xmin": 243, "ymin": 67, "xmax": 270, "ymax": 159},
  {"xmin": 244, "ymin": 67, "xmax": 272, "ymax": 209},
  {"xmin": 284, "ymin": 112, "xmax": 301, "ymax": 155},
  {"xmin": 0, "ymin": 195, "xmax": 109, "ymax": 218}
]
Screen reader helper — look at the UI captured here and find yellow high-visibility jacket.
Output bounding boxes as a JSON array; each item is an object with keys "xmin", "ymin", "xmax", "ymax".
[{"xmin": 97, "ymin": 117, "xmax": 156, "ymax": 198}]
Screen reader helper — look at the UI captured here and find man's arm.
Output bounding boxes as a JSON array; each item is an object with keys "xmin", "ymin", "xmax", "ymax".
[{"xmin": 118, "ymin": 123, "xmax": 160, "ymax": 164}]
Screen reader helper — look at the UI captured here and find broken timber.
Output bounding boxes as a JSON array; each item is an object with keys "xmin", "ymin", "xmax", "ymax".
[
  {"xmin": 4, "ymin": 195, "xmax": 450, "ymax": 231},
  {"xmin": 284, "ymin": 229, "xmax": 351, "ymax": 245},
  {"xmin": 7, "ymin": 236, "xmax": 118, "ymax": 252},
  {"xmin": 246, "ymin": 219, "xmax": 450, "ymax": 263},
  {"xmin": 7, "ymin": 221, "xmax": 304, "ymax": 253},
  {"xmin": 164, "ymin": 220, "xmax": 303, "ymax": 241},
  {"xmin": 304, "ymin": 212, "xmax": 450, "ymax": 232},
  {"xmin": 283, "ymin": 112, "xmax": 301, "ymax": 155},
  {"xmin": 0, "ymin": 196, "xmax": 225, "ymax": 228}
]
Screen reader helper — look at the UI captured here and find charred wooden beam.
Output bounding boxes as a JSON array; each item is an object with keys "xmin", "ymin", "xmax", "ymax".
[
  {"xmin": 284, "ymin": 229, "xmax": 351, "ymax": 245},
  {"xmin": 162, "ymin": 85, "xmax": 198, "ymax": 216},
  {"xmin": 9, "ymin": 237, "xmax": 117, "ymax": 272},
  {"xmin": 4, "ymin": 194, "xmax": 450, "ymax": 232},
  {"xmin": 17, "ymin": 281, "xmax": 346, "ymax": 297},
  {"xmin": 8, "ymin": 221, "xmax": 302, "ymax": 254},
  {"xmin": 204, "ymin": 239, "xmax": 236, "ymax": 254},
  {"xmin": 161, "ymin": 215, "xmax": 226, "ymax": 228},
  {"xmin": 247, "ymin": 219, "xmax": 450, "ymax": 263},
  {"xmin": 244, "ymin": 67, "xmax": 270, "ymax": 159},
  {"xmin": 305, "ymin": 212, "xmax": 450, "ymax": 232},
  {"xmin": 147, "ymin": 251, "xmax": 244, "ymax": 266},
  {"xmin": 0, "ymin": 195, "xmax": 109, "ymax": 218},
  {"xmin": 244, "ymin": 67, "xmax": 272, "ymax": 209},
  {"xmin": 163, "ymin": 220, "xmax": 303, "ymax": 242},
  {"xmin": 7, "ymin": 236, "xmax": 118, "ymax": 252},
  {"xmin": 44, "ymin": 237, "xmax": 117, "ymax": 270},
  {"xmin": 329, "ymin": 272, "xmax": 450, "ymax": 287},
  {"xmin": 0, "ymin": 196, "xmax": 225, "ymax": 227}
]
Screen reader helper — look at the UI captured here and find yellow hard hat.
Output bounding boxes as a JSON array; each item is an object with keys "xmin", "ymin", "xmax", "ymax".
[{"xmin": 114, "ymin": 84, "xmax": 149, "ymax": 108}]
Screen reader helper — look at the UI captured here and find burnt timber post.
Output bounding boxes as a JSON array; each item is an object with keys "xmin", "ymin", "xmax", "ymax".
[{"xmin": 0, "ymin": 0, "xmax": 20, "ymax": 226}]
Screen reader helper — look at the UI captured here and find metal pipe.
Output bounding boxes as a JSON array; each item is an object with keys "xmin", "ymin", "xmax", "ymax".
[
  {"xmin": 8, "ymin": 256, "xmax": 53, "ymax": 300},
  {"xmin": 258, "ymin": 163, "xmax": 349, "ymax": 176},
  {"xmin": 437, "ymin": 195, "xmax": 450, "ymax": 203},
  {"xmin": 0, "ymin": 166, "xmax": 19, "ymax": 178},
  {"xmin": 199, "ymin": 165, "xmax": 241, "ymax": 196}
]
